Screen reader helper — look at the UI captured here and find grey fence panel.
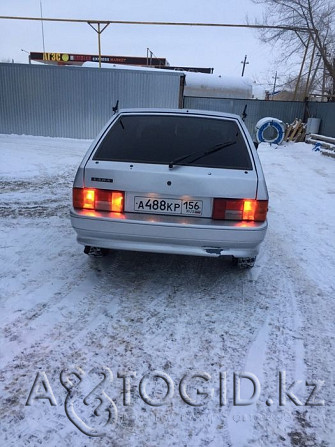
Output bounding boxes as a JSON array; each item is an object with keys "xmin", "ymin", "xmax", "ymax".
[
  {"xmin": 0, "ymin": 63, "xmax": 182, "ymax": 139},
  {"xmin": 306, "ymin": 102, "xmax": 335, "ymax": 137},
  {"xmin": 183, "ymin": 97, "xmax": 305, "ymax": 139},
  {"xmin": 241, "ymin": 100, "xmax": 305, "ymax": 139},
  {"xmin": 2, "ymin": 63, "xmax": 334, "ymax": 140}
]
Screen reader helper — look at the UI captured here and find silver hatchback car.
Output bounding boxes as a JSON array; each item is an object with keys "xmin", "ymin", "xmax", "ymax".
[{"xmin": 71, "ymin": 108, "xmax": 268, "ymax": 268}]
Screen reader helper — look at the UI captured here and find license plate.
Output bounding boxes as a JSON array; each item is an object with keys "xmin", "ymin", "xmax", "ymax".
[{"xmin": 134, "ymin": 197, "xmax": 203, "ymax": 216}]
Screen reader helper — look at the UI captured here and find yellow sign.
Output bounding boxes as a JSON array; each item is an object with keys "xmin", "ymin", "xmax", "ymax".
[{"xmin": 43, "ymin": 53, "xmax": 61, "ymax": 62}]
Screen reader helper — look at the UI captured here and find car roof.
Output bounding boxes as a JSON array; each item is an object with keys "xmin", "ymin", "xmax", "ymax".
[{"xmin": 115, "ymin": 108, "xmax": 243, "ymax": 123}]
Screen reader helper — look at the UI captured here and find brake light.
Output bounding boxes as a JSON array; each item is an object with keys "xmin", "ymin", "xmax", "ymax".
[
  {"xmin": 83, "ymin": 189, "xmax": 95, "ymax": 209},
  {"xmin": 243, "ymin": 200, "xmax": 257, "ymax": 221},
  {"xmin": 212, "ymin": 199, "xmax": 268, "ymax": 222},
  {"xmin": 73, "ymin": 187, "xmax": 95, "ymax": 209},
  {"xmin": 111, "ymin": 191, "xmax": 124, "ymax": 213},
  {"xmin": 73, "ymin": 188, "xmax": 124, "ymax": 213}
]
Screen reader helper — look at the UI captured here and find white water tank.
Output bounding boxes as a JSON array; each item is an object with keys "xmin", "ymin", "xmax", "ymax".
[
  {"xmin": 82, "ymin": 62, "xmax": 254, "ymax": 100},
  {"xmin": 184, "ymin": 72, "xmax": 253, "ymax": 99}
]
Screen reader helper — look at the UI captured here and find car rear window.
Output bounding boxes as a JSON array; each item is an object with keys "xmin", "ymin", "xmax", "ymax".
[{"xmin": 93, "ymin": 114, "xmax": 253, "ymax": 170}]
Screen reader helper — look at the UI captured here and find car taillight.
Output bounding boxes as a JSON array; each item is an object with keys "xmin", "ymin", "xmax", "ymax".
[
  {"xmin": 73, "ymin": 188, "xmax": 124, "ymax": 213},
  {"xmin": 212, "ymin": 199, "xmax": 268, "ymax": 222}
]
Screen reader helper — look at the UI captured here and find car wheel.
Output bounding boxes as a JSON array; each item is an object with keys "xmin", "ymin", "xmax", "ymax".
[
  {"xmin": 84, "ymin": 246, "xmax": 109, "ymax": 257},
  {"xmin": 232, "ymin": 256, "xmax": 256, "ymax": 269}
]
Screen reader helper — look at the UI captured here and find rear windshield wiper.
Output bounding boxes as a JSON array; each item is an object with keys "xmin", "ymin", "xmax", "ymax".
[{"xmin": 169, "ymin": 140, "xmax": 237, "ymax": 169}]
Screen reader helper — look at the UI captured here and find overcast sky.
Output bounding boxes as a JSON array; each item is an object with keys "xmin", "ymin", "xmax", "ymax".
[{"xmin": 0, "ymin": 0, "xmax": 283, "ymax": 86}]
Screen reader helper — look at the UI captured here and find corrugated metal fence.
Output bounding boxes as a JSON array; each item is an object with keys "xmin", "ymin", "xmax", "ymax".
[
  {"xmin": 0, "ymin": 63, "xmax": 182, "ymax": 139},
  {"xmin": 184, "ymin": 96, "xmax": 335, "ymax": 139},
  {"xmin": 306, "ymin": 102, "xmax": 335, "ymax": 138},
  {"xmin": 184, "ymin": 97, "xmax": 303, "ymax": 139},
  {"xmin": 1, "ymin": 63, "xmax": 335, "ymax": 139}
]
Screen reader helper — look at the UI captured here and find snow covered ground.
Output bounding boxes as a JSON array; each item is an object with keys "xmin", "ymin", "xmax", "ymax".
[{"xmin": 0, "ymin": 135, "xmax": 334, "ymax": 446}]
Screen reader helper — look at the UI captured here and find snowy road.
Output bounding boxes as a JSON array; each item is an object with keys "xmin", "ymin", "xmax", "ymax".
[{"xmin": 0, "ymin": 135, "xmax": 334, "ymax": 446}]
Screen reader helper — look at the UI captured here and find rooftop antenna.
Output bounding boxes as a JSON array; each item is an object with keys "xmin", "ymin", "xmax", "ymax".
[{"xmin": 112, "ymin": 99, "xmax": 119, "ymax": 114}]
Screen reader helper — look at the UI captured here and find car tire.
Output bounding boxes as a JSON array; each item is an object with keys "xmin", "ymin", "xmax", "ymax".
[
  {"xmin": 232, "ymin": 256, "xmax": 256, "ymax": 269},
  {"xmin": 84, "ymin": 246, "xmax": 109, "ymax": 257}
]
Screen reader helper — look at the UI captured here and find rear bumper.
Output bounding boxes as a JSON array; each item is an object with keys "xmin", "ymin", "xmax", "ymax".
[{"xmin": 70, "ymin": 209, "xmax": 268, "ymax": 258}]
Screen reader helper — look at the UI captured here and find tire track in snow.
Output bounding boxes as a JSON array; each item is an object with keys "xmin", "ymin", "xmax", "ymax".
[
  {"xmin": 0, "ymin": 173, "xmax": 74, "ymax": 219},
  {"xmin": 228, "ymin": 228, "xmax": 332, "ymax": 447}
]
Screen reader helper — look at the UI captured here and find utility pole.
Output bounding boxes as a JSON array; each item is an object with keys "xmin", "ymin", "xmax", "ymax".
[
  {"xmin": 304, "ymin": 40, "xmax": 317, "ymax": 100},
  {"xmin": 146, "ymin": 48, "xmax": 153, "ymax": 66},
  {"xmin": 320, "ymin": 46, "xmax": 327, "ymax": 101},
  {"xmin": 88, "ymin": 22, "xmax": 110, "ymax": 68},
  {"xmin": 293, "ymin": 36, "xmax": 310, "ymax": 101},
  {"xmin": 321, "ymin": 61, "xmax": 326, "ymax": 101},
  {"xmin": 241, "ymin": 55, "xmax": 249, "ymax": 77},
  {"xmin": 272, "ymin": 71, "xmax": 278, "ymax": 99},
  {"xmin": 40, "ymin": 1, "xmax": 46, "ymax": 54}
]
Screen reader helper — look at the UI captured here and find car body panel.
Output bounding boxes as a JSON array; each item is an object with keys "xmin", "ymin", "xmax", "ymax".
[
  {"xmin": 70, "ymin": 208, "xmax": 267, "ymax": 258},
  {"xmin": 71, "ymin": 108, "xmax": 269, "ymax": 259},
  {"xmin": 84, "ymin": 161, "xmax": 258, "ymax": 201}
]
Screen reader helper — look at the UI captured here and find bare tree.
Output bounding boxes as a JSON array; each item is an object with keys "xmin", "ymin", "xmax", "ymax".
[{"xmin": 251, "ymin": 0, "xmax": 335, "ymax": 99}]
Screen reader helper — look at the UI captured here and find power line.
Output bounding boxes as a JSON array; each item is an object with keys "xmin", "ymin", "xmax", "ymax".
[
  {"xmin": 1, "ymin": 15, "xmax": 312, "ymax": 70},
  {"xmin": 0, "ymin": 15, "xmax": 311, "ymax": 33}
]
